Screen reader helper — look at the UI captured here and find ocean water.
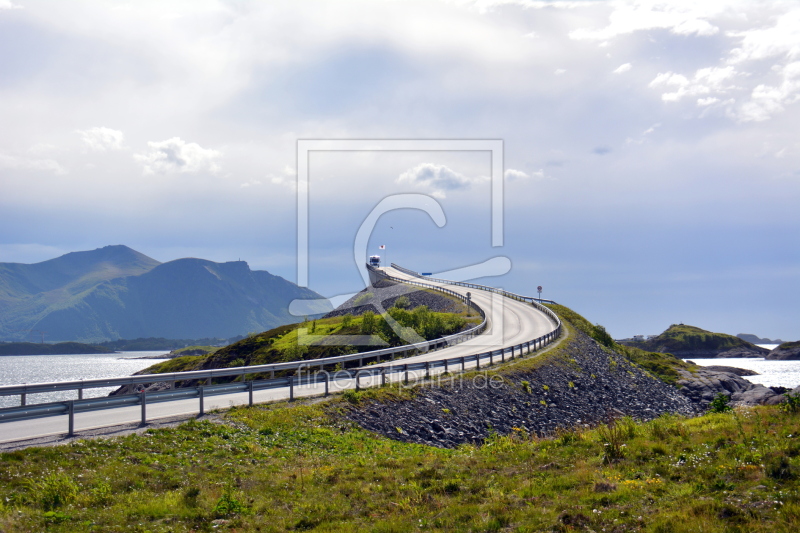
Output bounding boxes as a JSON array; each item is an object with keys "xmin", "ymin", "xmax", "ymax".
[
  {"xmin": 0, "ymin": 351, "xmax": 169, "ymax": 408},
  {"xmin": 690, "ymin": 344, "xmax": 800, "ymax": 389}
]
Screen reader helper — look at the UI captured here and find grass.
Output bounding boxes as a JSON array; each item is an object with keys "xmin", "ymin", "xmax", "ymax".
[{"xmin": 2, "ymin": 401, "xmax": 800, "ymax": 531}]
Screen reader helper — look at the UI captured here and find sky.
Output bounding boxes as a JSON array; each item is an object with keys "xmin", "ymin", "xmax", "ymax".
[{"xmin": 1, "ymin": 0, "xmax": 799, "ymax": 341}]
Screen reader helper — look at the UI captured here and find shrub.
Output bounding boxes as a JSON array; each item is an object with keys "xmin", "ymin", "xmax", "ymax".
[
  {"xmin": 521, "ymin": 381, "xmax": 532, "ymax": 394},
  {"xmin": 360, "ymin": 311, "xmax": 377, "ymax": 335},
  {"xmin": 708, "ymin": 393, "xmax": 732, "ymax": 414},
  {"xmin": 212, "ymin": 490, "xmax": 248, "ymax": 518},
  {"xmin": 782, "ymin": 392, "xmax": 800, "ymax": 414},
  {"xmin": 394, "ymin": 295, "xmax": 410, "ymax": 309},
  {"xmin": 341, "ymin": 314, "xmax": 353, "ymax": 328},
  {"xmin": 27, "ymin": 473, "xmax": 78, "ymax": 511}
]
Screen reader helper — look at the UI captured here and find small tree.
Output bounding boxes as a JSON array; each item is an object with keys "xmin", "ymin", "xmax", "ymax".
[
  {"xmin": 708, "ymin": 393, "xmax": 732, "ymax": 413},
  {"xmin": 360, "ymin": 311, "xmax": 376, "ymax": 335}
]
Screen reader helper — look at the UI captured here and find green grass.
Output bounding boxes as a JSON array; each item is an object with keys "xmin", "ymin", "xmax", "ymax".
[
  {"xmin": 2, "ymin": 401, "xmax": 800, "ymax": 531},
  {"xmin": 546, "ymin": 304, "xmax": 694, "ymax": 385}
]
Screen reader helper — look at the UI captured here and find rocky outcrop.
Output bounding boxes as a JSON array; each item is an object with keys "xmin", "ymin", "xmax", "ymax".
[
  {"xmin": 676, "ymin": 368, "xmax": 786, "ymax": 407},
  {"xmin": 738, "ymin": 333, "xmax": 785, "ymax": 345},
  {"xmin": 343, "ymin": 331, "xmax": 699, "ymax": 448},
  {"xmin": 700, "ymin": 365, "xmax": 759, "ymax": 376},
  {"xmin": 622, "ymin": 324, "xmax": 769, "ymax": 359},
  {"xmin": 766, "ymin": 342, "xmax": 800, "ymax": 360}
]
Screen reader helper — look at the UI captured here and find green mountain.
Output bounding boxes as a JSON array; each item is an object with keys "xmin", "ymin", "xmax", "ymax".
[
  {"xmin": 0, "ymin": 246, "xmax": 330, "ymax": 342},
  {"xmin": 620, "ymin": 324, "xmax": 769, "ymax": 358}
]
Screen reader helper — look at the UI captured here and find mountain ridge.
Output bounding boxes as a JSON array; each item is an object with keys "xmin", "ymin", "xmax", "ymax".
[{"xmin": 0, "ymin": 246, "xmax": 329, "ymax": 342}]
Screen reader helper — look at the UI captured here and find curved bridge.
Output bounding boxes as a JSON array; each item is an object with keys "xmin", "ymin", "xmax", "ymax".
[{"xmin": 0, "ymin": 265, "xmax": 561, "ymax": 445}]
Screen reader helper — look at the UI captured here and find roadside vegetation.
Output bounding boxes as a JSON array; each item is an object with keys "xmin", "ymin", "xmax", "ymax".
[
  {"xmin": 140, "ymin": 302, "xmax": 479, "ymax": 377},
  {"xmin": 2, "ymin": 398, "xmax": 800, "ymax": 531},
  {"xmin": 546, "ymin": 304, "xmax": 695, "ymax": 385}
]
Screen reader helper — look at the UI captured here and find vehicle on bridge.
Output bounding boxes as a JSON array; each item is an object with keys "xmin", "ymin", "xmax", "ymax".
[{"xmin": 369, "ymin": 255, "xmax": 381, "ymax": 267}]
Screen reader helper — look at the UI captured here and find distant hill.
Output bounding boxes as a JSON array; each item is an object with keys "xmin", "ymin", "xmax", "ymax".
[
  {"xmin": 619, "ymin": 324, "xmax": 768, "ymax": 358},
  {"xmin": 0, "ymin": 341, "xmax": 113, "ymax": 356},
  {"xmin": 737, "ymin": 333, "xmax": 785, "ymax": 345},
  {"xmin": 0, "ymin": 246, "xmax": 330, "ymax": 342}
]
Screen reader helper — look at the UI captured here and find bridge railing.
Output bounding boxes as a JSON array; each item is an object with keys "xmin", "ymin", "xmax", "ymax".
[
  {"xmin": 389, "ymin": 263, "xmax": 560, "ymax": 325},
  {"xmin": 0, "ymin": 265, "xmax": 562, "ymax": 434},
  {"xmin": 0, "ymin": 271, "xmax": 486, "ymax": 415}
]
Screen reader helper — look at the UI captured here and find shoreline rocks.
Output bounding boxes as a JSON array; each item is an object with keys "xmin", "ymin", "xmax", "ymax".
[{"xmin": 766, "ymin": 342, "xmax": 800, "ymax": 360}]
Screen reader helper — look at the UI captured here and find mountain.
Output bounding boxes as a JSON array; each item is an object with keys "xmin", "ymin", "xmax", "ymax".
[
  {"xmin": 619, "ymin": 324, "xmax": 769, "ymax": 358},
  {"xmin": 737, "ymin": 333, "xmax": 785, "ymax": 345},
  {"xmin": 0, "ymin": 246, "xmax": 330, "ymax": 342}
]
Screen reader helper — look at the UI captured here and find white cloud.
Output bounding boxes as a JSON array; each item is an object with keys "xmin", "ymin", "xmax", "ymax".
[
  {"xmin": 555, "ymin": 68, "xmax": 566, "ymax": 75},
  {"xmin": 569, "ymin": 1, "xmax": 723, "ymax": 41},
  {"xmin": 134, "ymin": 137, "xmax": 220, "ymax": 175},
  {"xmin": 397, "ymin": 163, "xmax": 487, "ymax": 198},
  {"xmin": 697, "ymin": 97, "xmax": 719, "ymax": 106},
  {"xmin": 504, "ymin": 168, "xmax": 546, "ymax": 181},
  {"xmin": 650, "ymin": 66, "xmax": 737, "ymax": 102},
  {"xmin": 268, "ymin": 165, "xmax": 296, "ymax": 191},
  {"xmin": 0, "ymin": 0, "xmax": 20, "ymax": 9},
  {"xmin": 613, "ymin": 62, "xmax": 632, "ymax": 74},
  {"xmin": 727, "ymin": 9, "xmax": 800, "ymax": 65},
  {"xmin": 76, "ymin": 127, "xmax": 125, "ymax": 151},
  {"xmin": 0, "ymin": 153, "xmax": 66, "ymax": 174}
]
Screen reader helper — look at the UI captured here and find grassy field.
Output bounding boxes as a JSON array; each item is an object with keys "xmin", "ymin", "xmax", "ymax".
[{"xmin": 2, "ymin": 399, "xmax": 800, "ymax": 531}]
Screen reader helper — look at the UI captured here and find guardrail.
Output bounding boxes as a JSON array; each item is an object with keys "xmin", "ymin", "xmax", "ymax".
[
  {"xmin": 0, "ymin": 264, "xmax": 562, "ymax": 436},
  {"xmin": 390, "ymin": 263, "xmax": 558, "ymax": 305}
]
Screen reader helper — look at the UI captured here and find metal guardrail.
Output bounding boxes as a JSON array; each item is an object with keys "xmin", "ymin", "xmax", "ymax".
[
  {"xmin": 0, "ymin": 264, "xmax": 562, "ymax": 435},
  {"xmin": 390, "ymin": 263, "xmax": 558, "ymax": 305}
]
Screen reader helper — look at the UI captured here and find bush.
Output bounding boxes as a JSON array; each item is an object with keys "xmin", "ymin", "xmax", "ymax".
[
  {"xmin": 782, "ymin": 392, "xmax": 800, "ymax": 414},
  {"xmin": 27, "ymin": 473, "xmax": 78, "ymax": 511},
  {"xmin": 394, "ymin": 295, "xmax": 410, "ymax": 309},
  {"xmin": 708, "ymin": 393, "xmax": 732, "ymax": 414}
]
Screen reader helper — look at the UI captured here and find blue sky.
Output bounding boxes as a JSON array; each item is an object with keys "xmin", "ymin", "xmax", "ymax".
[{"xmin": 1, "ymin": 0, "xmax": 799, "ymax": 340}]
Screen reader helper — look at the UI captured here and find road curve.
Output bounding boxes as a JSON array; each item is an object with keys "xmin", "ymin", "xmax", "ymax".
[{"xmin": 0, "ymin": 269, "xmax": 558, "ymax": 445}]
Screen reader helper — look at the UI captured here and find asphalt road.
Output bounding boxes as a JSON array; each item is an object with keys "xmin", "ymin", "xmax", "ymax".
[{"xmin": 0, "ymin": 268, "xmax": 558, "ymax": 444}]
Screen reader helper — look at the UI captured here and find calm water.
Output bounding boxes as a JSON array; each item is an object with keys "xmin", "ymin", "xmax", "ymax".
[
  {"xmin": 691, "ymin": 345, "xmax": 800, "ymax": 389},
  {"xmin": 0, "ymin": 351, "xmax": 169, "ymax": 408}
]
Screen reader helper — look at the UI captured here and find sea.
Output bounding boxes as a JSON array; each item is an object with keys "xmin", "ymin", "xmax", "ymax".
[
  {"xmin": 688, "ymin": 344, "xmax": 800, "ymax": 390},
  {"xmin": 0, "ymin": 351, "xmax": 169, "ymax": 408}
]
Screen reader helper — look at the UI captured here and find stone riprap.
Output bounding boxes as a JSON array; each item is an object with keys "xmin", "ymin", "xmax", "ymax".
[{"xmin": 343, "ymin": 331, "xmax": 700, "ymax": 448}]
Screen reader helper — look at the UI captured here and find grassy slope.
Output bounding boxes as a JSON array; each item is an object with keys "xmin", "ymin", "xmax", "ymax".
[
  {"xmin": 2, "ymin": 401, "xmax": 800, "ymax": 531},
  {"xmin": 546, "ymin": 304, "xmax": 695, "ymax": 385},
  {"xmin": 141, "ymin": 307, "xmax": 479, "ymax": 375}
]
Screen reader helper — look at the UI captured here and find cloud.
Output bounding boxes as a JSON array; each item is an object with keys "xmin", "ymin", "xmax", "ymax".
[
  {"xmin": 504, "ymin": 168, "xmax": 546, "ymax": 181},
  {"xmin": 593, "ymin": 146, "xmax": 612, "ymax": 155},
  {"xmin": 727, "ymin": 9, "xmax": 800, "ymax": 65},
  {"xmin": 613, "ymin": 63, "xmax": 632, "ymax": 74},
  {"xmin": 268, "ymin": 165, "xmax": 296, "ymax": 191},
  {"xmin": 737, "ymin": 63, "xmax": 800, "ymax": 122},
  {"xmin": 0, "ymin": 153, "xmax": 66, "ymax": 174},
  {"xmin": 554, "ymin": 68, "xmax": 566, "ymax": 75},
  {"xmin": 569, "ymin": 2, "xmax": 723, "ymax": 41},
  {"xmin": 134, "ymin": 137, "xmax": 220, "ymax": 175},
  {"xmin": 650, "ymin": 66, "xmax": 737, "ymax": 102},
  {"xmin": 397, "ymin": 163, "xmax": 486, "ymax": 198},
  {"xmin": 0, "ymin": 0, "xmax": 20, "ymax": 9},
  {"xmin": 76, "ymin": 127, "xmax": 125, "ymax": 151}
]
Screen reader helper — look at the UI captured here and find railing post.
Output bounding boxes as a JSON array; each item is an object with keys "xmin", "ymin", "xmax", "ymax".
[
  {"xmin": 502, "ymin": 348, "xmax": 506, "ymax": 362},
  {"xmin": 461, "ymin": 357, "xmax": 466, "ymax": 372},
  {"xmin": 476, "ymin": 354, "xmax": 481, "ymax": 369},
  {"xmin": 20, "ymin": 393, "xmax": 26, "ymax": 407},
  {"xmin": 404, "ymin": 365, "xmax": 409, "ymax": 384},
  {"xmin": 140, "ymin": 391, "xmax": 147, "ymax": 427},
  {"xmin": 78, "ymin": 388, "xmax": 83, "ymax": 400},
  {"xmin": 324, "ymin": 373, "xmax": 329, "ymax": 396},
  {"xmin": 425, "ymin": 362, "xmax": 430, "ymax": 379},
  {"xmin": 355, "ymin": 371, "xmax": 361, "ymax": 391},
  {"xmin": 489, "ymin": 351, "xmax": 493, "ymax": 365},
  {"xmin": 289, "ymin": 376, "xmax": 294, "ymax": 401},
  {"xmin": 444, "ymin": 358, "xmax": 448, "ymax": 374},
  {"xmin": 381, "ymin": 368, "xmax": 386, "ymax": 387},
  {"xmin": 67, "ymin": 400, "xmax": 75, "ymax": 437},
  {"xmin": 248, "ymin": 380, "xmax": 254, "ymax": 406},
  {"xmin": 198, "ymin": 386, "xmax": 204, "ymax": 416}
]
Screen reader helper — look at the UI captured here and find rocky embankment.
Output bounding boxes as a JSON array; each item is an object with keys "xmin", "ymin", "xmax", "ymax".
[
  {"xmin": 323, "ymin": 279, "xmax": 464, "ymax": 318},
  {"xmin": 344, "ymin": 331, "xmax": 700, "ymax": 448},
  {"xmin": 766, "ymin": 342, "xmax": 800, "ymax": 360}
]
